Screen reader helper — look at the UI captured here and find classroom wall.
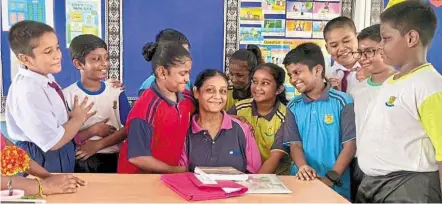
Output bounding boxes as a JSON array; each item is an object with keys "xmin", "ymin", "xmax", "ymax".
[
  {"xmin": 1, "ymin": 0, "xmax": 106, "ymax": 93},
  {"xmin": 122, "ymin": 0, "xmax": 225, "ymax": 98}
]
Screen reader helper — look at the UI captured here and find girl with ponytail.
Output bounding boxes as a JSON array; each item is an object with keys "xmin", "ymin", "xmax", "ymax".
[
  {"xmin": 227, "ymin": 63, "xmax": 292, "ymax": 175},
  {"xmin": 225, "ymin": 45, "xmax": 264, "ymax": 110},
  {"xmin": 118, "ymin": 42, "xmax": 195, "ymax": 174}
]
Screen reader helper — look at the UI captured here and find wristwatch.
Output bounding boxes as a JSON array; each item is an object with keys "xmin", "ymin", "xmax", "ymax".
[{"xmin": 325, "ymin": 170, "xmax": 342, "ymax": 187}]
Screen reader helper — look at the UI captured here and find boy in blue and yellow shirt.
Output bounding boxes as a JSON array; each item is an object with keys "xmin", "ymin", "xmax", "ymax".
[{"xmin": 282, "ymin": 42, "xmax": 356, "ymax": 199}]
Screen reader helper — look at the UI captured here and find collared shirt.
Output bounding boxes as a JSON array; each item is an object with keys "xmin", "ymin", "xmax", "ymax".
[
  {"xmin": 118, "ymin": 81, "xmax": 195, "ymax": 174},
  {"xmin": 326, "ymin": 62, "xmax": 361, "ymax": 94},
  {"xmin": 228, "ymin": 99, "xmax": 288, "ymax": 161},
  {"xmin": 138, "ymin": 74, "xmax": 192, "ymax": 97},
  {"xmin": 63, "ymin": 81, "xmax": 131, "ymax": 153},
  {"xmin": 350, "ymin": 77, "xmax": 382, "ymax": 151},
  {"xmin": 6, "ymin": 68, "xmax": 68, "ymax": 152},
  {"xmin": 180, "ymin": 112, "xmax": 262, "ymax": 173},
  {"xmin": 358, "ymin": 64, "xmax": 442, "ymax": 177},
  {"xmin": 225, "ymin": 85, "xmax": 251, "ymax": 111},
  {"xmin": 284, "ymin": 83, "xmax": 355, "ymax": 199}
]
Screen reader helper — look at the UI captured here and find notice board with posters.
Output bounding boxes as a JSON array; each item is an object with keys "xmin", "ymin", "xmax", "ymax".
[{"xmin": 238, "ymin": 0, "xmax": 342, "ymax": 100}]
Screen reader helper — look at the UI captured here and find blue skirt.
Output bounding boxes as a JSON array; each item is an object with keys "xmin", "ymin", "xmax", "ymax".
[{"xmin": 16, "ymin": 141, "xmax": 75, "ymax": 173}]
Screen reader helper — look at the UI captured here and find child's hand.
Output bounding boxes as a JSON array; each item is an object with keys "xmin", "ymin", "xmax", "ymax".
[
  {"xmin": 76, "ymin": 140, "xmax": 102, "ymax": 161},
  {"xmin": 329, "ymin": 78, "xmax": 342, "ymax": 90},
  {"xmin": 40, "ymin": 174, "xmax": 86, "ymax": 195},
  {"xmin": 70, "ymin": 96, "xmax": 96, "ymax": 123},
  {"xmin": 107, "ymin": 78, "xmax": 124, "ymax": 90},
  {"xmin": 296, "ymin": 165, "xmax": 317, "ymax": 181},
  {"xmin": 89, "ymin": 118, "xmax": 117, "ymax": 137}
]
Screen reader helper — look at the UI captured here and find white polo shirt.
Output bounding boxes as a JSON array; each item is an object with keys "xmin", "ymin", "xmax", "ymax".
[
  {"xmin": 63, "ymin": 81, "xmax": 130, "ymax": 153},
  {"xmin": 6, "ymin": 68, "xmax": 68, "ymax": 152},
  {"xmin": 358, "ymin": 64, "xmax": 442, "ymax": 176},
  {"xmin": 326, "ymin": 62, "xmax": 361, "ymax": 94},
  {"xmin": 349, "ymin": 77, "xmax": 382, "ymax": 157}
]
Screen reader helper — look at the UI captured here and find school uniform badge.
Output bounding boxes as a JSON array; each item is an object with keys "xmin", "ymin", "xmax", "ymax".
[
  {"xmin": 385, "ymin": 96, "xmax": 396, "ymax": 107},
  {"xmin": 324, "ymin": 114, "xmax": 334, "ymax": 124}
]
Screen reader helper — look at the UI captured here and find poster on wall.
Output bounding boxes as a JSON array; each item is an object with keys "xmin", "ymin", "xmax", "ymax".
[
  {"xmin": 1, "ymin": 0, "xmax": 54, "ymax": 31},
  {"xmin": 65, "ymin": 0, "xmax": 101, "ymax": 47},
  {"xmin": 238, "ymin": 0, "xmax": 341, "ymax": 100}
]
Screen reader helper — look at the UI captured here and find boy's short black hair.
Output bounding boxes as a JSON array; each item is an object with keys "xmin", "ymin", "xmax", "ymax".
[
  {"xmin": 8, "ymin": 20, "xmax": 55, "ymax": 57},
  {"xmin": 357, "ymin": 24, "xmax": 381, "ymax": 42},
  {"xmin": 155, "ymin": 28, "xmax": 191, "ymax": 48},
  {"xmin": 323, "ymin": 16, "xmax": 357, "ymax": 41},
  {"xmin": 69, "ymin": 34, "xmax": 107, "ymax": 64},
  {"xmin": 381, "ymin": 1, "xmax": 437, "ymax": 47},
  {"xmin": 283, "ymin": 42, "xmax": 326, "ymax": 78}
]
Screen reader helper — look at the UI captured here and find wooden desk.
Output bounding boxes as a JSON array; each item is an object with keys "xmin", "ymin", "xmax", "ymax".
[{"xmin": 46, "ymin": 174, "xmax": 349, "ymax": 203}]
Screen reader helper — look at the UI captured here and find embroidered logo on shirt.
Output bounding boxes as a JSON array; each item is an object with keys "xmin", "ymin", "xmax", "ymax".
[
  {"xmin": 113, "ymin": 100, "xmax": 117, "ymax": 109},
  {"xmin": 385, "ymin": 96, "xmax": 397, "ymax": 107},
  {"xmin": 324, "ymin": 114, "xmax": 334, "ymax": 124},
  {"xmin": 229, "ymin": 150, "xmax": 242, "ymax": 156}
]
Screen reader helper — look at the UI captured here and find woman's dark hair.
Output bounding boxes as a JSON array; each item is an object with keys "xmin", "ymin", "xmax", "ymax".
[
  {"xmin": 230, "ymin": 44, "xmax": 264, "ymax": 72},
  {"xmin": 193, "ymin": 69, "xmax": 229, "ymax": 113},
  {"xmin": 142, "ymin": 42, "xmax": 191, "ymax": 76},
  {"xmin": 194, "ymin": 69, "xmax": 228, "ymax": 90},
  {"xmin": 253, "ymin": 63, "xmax": 288, "ymax": 105}
]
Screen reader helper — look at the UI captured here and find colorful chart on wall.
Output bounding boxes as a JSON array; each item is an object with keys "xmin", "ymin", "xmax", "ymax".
[
  {"xmin": 1, "ymin": 0, "xmax": 54, "ymax": 31},
  {"xmin": 239, "ymin": 0, "xmax": 339, "ymax": 100},
  {"xmin": 65, "ymin": 0, "xmax": 102, "ymax": 47}
]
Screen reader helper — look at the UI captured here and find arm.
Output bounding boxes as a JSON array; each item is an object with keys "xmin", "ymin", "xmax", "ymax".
[
  {"xmin": 259, "ymin": 111, "xmax": 296, "ymax": 174},
  {"xmin": 1, "ymin": 176, "xmax": 39, "ymax": 196},
  {"xmin": 243, "ymin": 123, "xmax": 262, "ymax": 173},
  {"xmin": 127, "ymin": 119, "xmax": 185, "ymax": 174},
  {"xmin": 331, "ymin": 103, "xmax": 357, "ymax": 177},
  {"xmin": 418, "ymin": 91, "xmax": 442, "ymax": 192}
]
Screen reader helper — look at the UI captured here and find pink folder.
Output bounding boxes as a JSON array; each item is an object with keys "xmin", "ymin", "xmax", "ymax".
[{"xmin": 160, "ymin": 173, "xmax": 248, "ymax": 201}]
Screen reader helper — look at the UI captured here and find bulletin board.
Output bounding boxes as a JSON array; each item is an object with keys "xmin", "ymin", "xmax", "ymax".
[
  {"xmin": 121, "ymin": 0, "xmax": 225, "ymax": 99},
  {"xmin": 0, "ymin": 0, "xmax": 112, "ymax": 113},
  {"xmin": 236, "ymin": 0, "xmax": 349, "ymax": 100}
]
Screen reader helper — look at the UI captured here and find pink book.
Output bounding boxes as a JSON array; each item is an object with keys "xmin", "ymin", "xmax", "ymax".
[{"xmin": 160, "ymin": 173, "xmax": 248, "ymax": 201}]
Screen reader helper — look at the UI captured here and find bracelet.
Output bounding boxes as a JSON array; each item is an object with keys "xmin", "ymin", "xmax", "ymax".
[{"xmin": 35, "ymin": 178, "xmax": 46, "ymax": 198}]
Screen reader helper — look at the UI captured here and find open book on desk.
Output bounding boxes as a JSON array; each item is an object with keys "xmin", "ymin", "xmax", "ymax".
[
  {"xmin": 194, "ymin": 167, "xmax": 248, "ymax": 181},
  {"xmin": 236, "ymin": 174, "xmax": 292, "ymax": 194}
]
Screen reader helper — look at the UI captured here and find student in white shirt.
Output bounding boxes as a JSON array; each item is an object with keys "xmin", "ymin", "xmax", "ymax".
[
  {"xmin": 63, "ymin": 34, "xmax": 130, "ymax": 173},
  {"xmin": 5, "ymin": 20, "xmax": 94, "ymax": 173},
  {"xmin": 323, "ymin": 16, "xmax": 368, "ymax": 94},
  {"xmin": 349, "ymin": 23, "xmax": 396, "ymax": 200}
]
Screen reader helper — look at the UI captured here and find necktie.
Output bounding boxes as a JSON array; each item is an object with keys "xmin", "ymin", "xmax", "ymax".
[
  {"xmin": 48, "ymin": 81, "xmax": 67, "ymax": 109},
  {"xmin": 341, "ymin": 70, "xmax": 351, "ymax": 92}
]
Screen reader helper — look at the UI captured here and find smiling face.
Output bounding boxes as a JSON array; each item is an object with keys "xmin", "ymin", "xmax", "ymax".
[
  {"xmin": 251, "ymin": 67, "xmax": 280, "ymax": 104},
  {"xmin": 228, "ymin": 60, "xmax": 251, "ymax": 90},
  {"xmin": 194, "ymin": 74, "xmax": 228, "ymax": 113},
  {"xmin": 75, "ymin": 48, "xmax": 109, "ymax": 81},
  {"xmin": 325, "ymin": 27, "xmax": 358, "ymax": 67},
  {"xmin": 19, "ymin": 32, "xmax": 62, "ymax": 75},
  {"xmin": 158, "ymin": 58, "xmax": 192, "ymax": 93},
  {"xmin": 285, "ymin": 63, "xmax": 322, "ymax": 93},
  {"xmin": 358, "ymin": 38, "xmax": 384, "ymax": 75}
]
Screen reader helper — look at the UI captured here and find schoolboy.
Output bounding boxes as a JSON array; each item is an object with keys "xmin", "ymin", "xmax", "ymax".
[
  {"xmin": 63, "ymin": 34, "xmax": 130, "ymax": 173},
  {"xmin": 356, "ymin": 1, "xmax": 442, "ymax": 202},
  {"xmin": 5, "ymin": 20, "xmax": 94, "ymax": 173},
  {"xmin": 323, "ymin": 16, "xmax": 365, "ymax": 93},
  {"xmin": 349, "ymin": 23, "xmax": 397, "ymax": 200},
  {"xmin": 283, "ymin": 42, "xmax": 356, "ymax": 199}
]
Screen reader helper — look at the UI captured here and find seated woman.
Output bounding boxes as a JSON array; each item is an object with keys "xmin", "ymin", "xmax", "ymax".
[
  {"xmin": 1, "ymin": 135, "xmax": 85, "ymax": 196},
  {"xmin": 180, "ymin": 69, "xmax": 262, "ymax": 173}
]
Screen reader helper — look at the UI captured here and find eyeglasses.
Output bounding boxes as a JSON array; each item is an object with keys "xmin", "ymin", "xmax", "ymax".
[{"xmin": 352, "ymin": 48, "xmax": 382, "ymax": 59}]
